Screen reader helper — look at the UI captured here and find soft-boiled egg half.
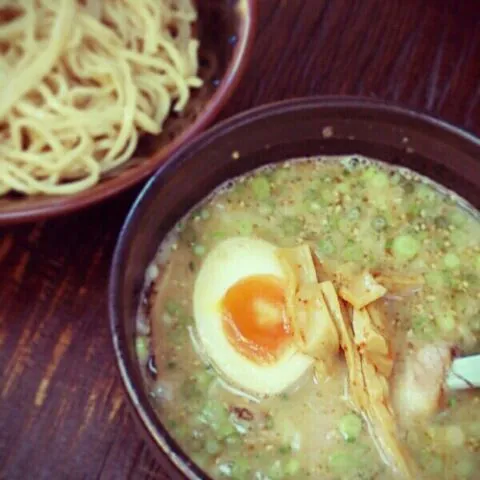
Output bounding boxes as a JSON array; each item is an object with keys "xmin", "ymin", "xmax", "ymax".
[{"xmin": 193, "ymin": 237, "xmax": 314, "ymax": 397}]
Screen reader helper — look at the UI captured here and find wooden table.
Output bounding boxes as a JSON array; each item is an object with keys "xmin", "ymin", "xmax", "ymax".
[{"xmin": 1, "ymin": 1, "xmax": 479, "ymax": 478}]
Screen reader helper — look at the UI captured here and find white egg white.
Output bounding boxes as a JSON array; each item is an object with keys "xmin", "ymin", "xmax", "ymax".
[{"xmin": 193, "ymin": 236, "xmax": 313, "ymax": 397}]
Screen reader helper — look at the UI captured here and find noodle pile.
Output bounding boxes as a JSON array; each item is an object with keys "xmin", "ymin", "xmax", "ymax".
[{"xmin": 0, "ymin": 0, "xmax": 202, "ymax": 196}]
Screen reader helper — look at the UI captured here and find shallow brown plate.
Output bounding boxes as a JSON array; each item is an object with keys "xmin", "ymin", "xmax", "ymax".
[
  {"xmin": 109, "ymin": 96, "xmax": 480, "ymax": 479},
  {"xmin": 0, "ymin": 0, "xmax": 256, "ymax": 225}
]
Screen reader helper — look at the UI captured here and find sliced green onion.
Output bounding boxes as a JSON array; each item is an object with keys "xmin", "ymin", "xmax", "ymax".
[
  {"xmin": 195, "ymin": 369, "xmax": 215, "ymax": 389},
  {"xmin": 407, "ymin": 202, "xmax": 422, "ymax": 217},
  {"xmin": 317, "ymin": 238, "xmax": 335, "ymax": 256},
  {"xmin": 328, "ymin": 451, "xmax": 356, "ymax": 475},
  {"xmin": 391, "ymin": 234, "xmax": 419, "ymax": 261},
  {"xmin": 272, "ymin": 168, "xmax": 290, "ymax": 186},
  {"xmin": 225, "ymin": 433, "xmax": 241, "ymax": 446},
  {"xmin": 347, "ymin": 207, "xmax": 361, "ymax": 221},
  {"xmin": 135, "ymin": 336, "xmax": 149, "ymax": 364},
  {"xmin": 217, "ymin": 462, "xmax": 233, "ymax": 477},
  {"xmin": 449, "ymin": 209, "xmax": 467, "ymax": 227},
  {"xmin": 435, "ymin": 312, "xmax": 456, "ymax": 333},
  {"xmin": 192, "ymin": 452, "xmax": 209, "ymax": 468},
  {"xmin": 420, "ymin": 452, "xmax": 443, "ymax": 475},
  {"xmin": 182, "ymin": 381, "xmax": 199, "ymax": 399},
  {"xmin": 455, "ymin": 293, "xmax": 479, "ymax": 317},
  {"xmin": 280, "ymin": 216, "xmax": 303, "ymax": 236},
  {"xmin": 285, "ymin": 458, "xmax": 301, "ymax": 476},
  {"xmin": 251, "ymin": 176, "xmax": 271, "ymax": 200},
  {"xmin": 340, "ymin": 156, "xmax": 361, "ymax": 172},
  {"xmin": 174, "ymin": 424, "xmax": 188, "ymax": 439},
  {"xmin": 362, "ymin": 166, "xmax": 377, "ymax": 180},
  {"xmin": 372, "ymin": 215, "xmax": 387, "ymax": 231},
  {"xmin": 231, "ymin": 458, "xmax": 251, "ymax": 478},
  {"xmin": 416, "ymin": 184, "xmax": 437, "ymax": 204},
  {"xmin": 212, "ymin": 231, "xmax": 227, "ymax": 240},
  {"xmin": 179, "ymin": 314, "xmax": 194, "ymax": 325},
  {"xmin": 200, "ymin": 401, "xmax": 228, "ymax": 424},
  {"xmin": 320, "ymin": 188, "xmax": 336, "ymax": 205},
  {"xmin": 237, "ymin": 219, "xmax": 253, "ymax": 236},
  {"xmin": 307, "ymin": 201, "xmax": 322, "ymax": 213},
  {"xmin": 434, "ymin": 215, "xmax": 449, "ymax": 229},
  {"xmin": 339, "ymin": 413, "xmax": 363, "ymax": 442},
  {"xmin": 443, "ymin": 253, "xmax": 461, "ymax": 269},
  {"xmin": 338, "ymin": 217, "xmax": 352, "ymax": 234},
  {"xmin": 165, "ymin": 299, "xmax": 181, "ymax": 316},
  {"xmin": 205, "ymin": 439, "xmax": 221, "ymax": 455},
  {"xmin": 268, "ymin": 460, "xmax": 285, "ymax": 479},
  {"xmin": 450, "ymin": 229, "xmax": 470, "ymax": 248},
  {"xmin": 259, "ymin": 201, "xmax": 275, "ymax": 216},
  {"xmin": 278, "ymin": 445, "xmax": 291, "ymax": 455},
  {"xmin": 412, "ymin": 315, "xmax": 428, "ymax": 333},
  {"xmin": 193, "ymin": 244, "xmax": 206, "ymax": 256},
  {"xmin": 402, "ymin": 181, "xmax": 415, "ymax": 194},
  {"xmin": 447, "ymin": 397, "xmax": 457, "ymax": 408},
  {"xmin": 343, "ymin": 243, "xmax": 363, "ymax": 262},
  {"xmin": 444, "ymin": 425, "xmax": 465, "ymax": 447},
  {"xmin": 425, "ymin": 271, "xmax": 445, "ymax": 290},
  {"xmin": 216, "ymin": 421, "xmax": 235, "ymax": 439},
  {"xmin": 468, "ymin": 422, "xmax": 480, "ymax": 438},
  {"xmin": 455, "ymin": 458, "xmax": 475, "ymax": 477},
  {"xmin": 264, "ymin": 414, "xmax": 274, "ymax": 430},
  {"xmin": 370, "ymin": 171, "xmax": 390, "ymax": 189}
]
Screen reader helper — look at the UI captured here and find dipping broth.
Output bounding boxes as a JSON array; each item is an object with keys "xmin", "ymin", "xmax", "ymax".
[{"xmin": 136, "ymin": 156, "xmax": 480, "ymax": 480}]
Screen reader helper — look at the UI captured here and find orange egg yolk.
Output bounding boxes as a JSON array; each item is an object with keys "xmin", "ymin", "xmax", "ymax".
[{"xmin": 221, "ymin": 275, "xmax": 292, "ymax": 364}]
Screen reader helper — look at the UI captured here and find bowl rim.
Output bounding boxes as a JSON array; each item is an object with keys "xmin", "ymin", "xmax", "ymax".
[
  {"xmin": 109, "ymin": 95, "xmax": 480, "ymax": 479},
  {"xmin": 0, "ymin": 0, "xmax": 258, "ymax": 226}
]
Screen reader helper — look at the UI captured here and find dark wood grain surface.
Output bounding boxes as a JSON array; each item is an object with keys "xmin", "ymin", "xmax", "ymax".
[{"xmin": 1, "ymin": 1, "xmax": 479, "ymax": 479}]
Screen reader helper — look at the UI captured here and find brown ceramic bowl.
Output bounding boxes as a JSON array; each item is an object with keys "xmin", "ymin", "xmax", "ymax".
[
  {"xmin": 0, "ymin": 0, "xmax": 256, "ymax": 225},
  {"xmin": 109, "ymin": 97, "xmax": 480, "ymax": 479}
]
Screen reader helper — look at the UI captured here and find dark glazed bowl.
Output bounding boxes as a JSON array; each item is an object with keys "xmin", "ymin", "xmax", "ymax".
[
  {"xmin": 0, "ymin": 0, "xmax": 256, "ymax": 225},
  {"xmin": 109, "ymin": 97, "xmax": 480, "ymax": 479}
]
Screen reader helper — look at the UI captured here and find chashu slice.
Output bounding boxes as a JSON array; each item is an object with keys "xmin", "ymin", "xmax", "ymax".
[{"xmin": 392, "ymin": 343, "xmax": 452, "ymax": 425}]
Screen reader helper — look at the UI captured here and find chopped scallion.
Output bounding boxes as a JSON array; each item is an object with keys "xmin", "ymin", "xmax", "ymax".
[
  {"xmin": 338, "ymin": 413, "xmax": 363, "ymax": 442},
  {"xmin": 193, "ymin": 244, "xmax": 206, "ymax": 256},
  {"xmin": 392, "ymin": 234, "xmax": 419, "ymax": 261},
  {"xmin": 251, "ymin": 176, "xmax": 271, "ymax": 200},
  {"xmin": 443, "ymin": 253, "xmax": 460, "ymax": 269}
]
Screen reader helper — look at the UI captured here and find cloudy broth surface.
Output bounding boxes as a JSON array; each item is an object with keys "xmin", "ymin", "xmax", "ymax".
[{"xmin": 136, "ymin": 156, "xmax": 480, "ymax": 480}]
